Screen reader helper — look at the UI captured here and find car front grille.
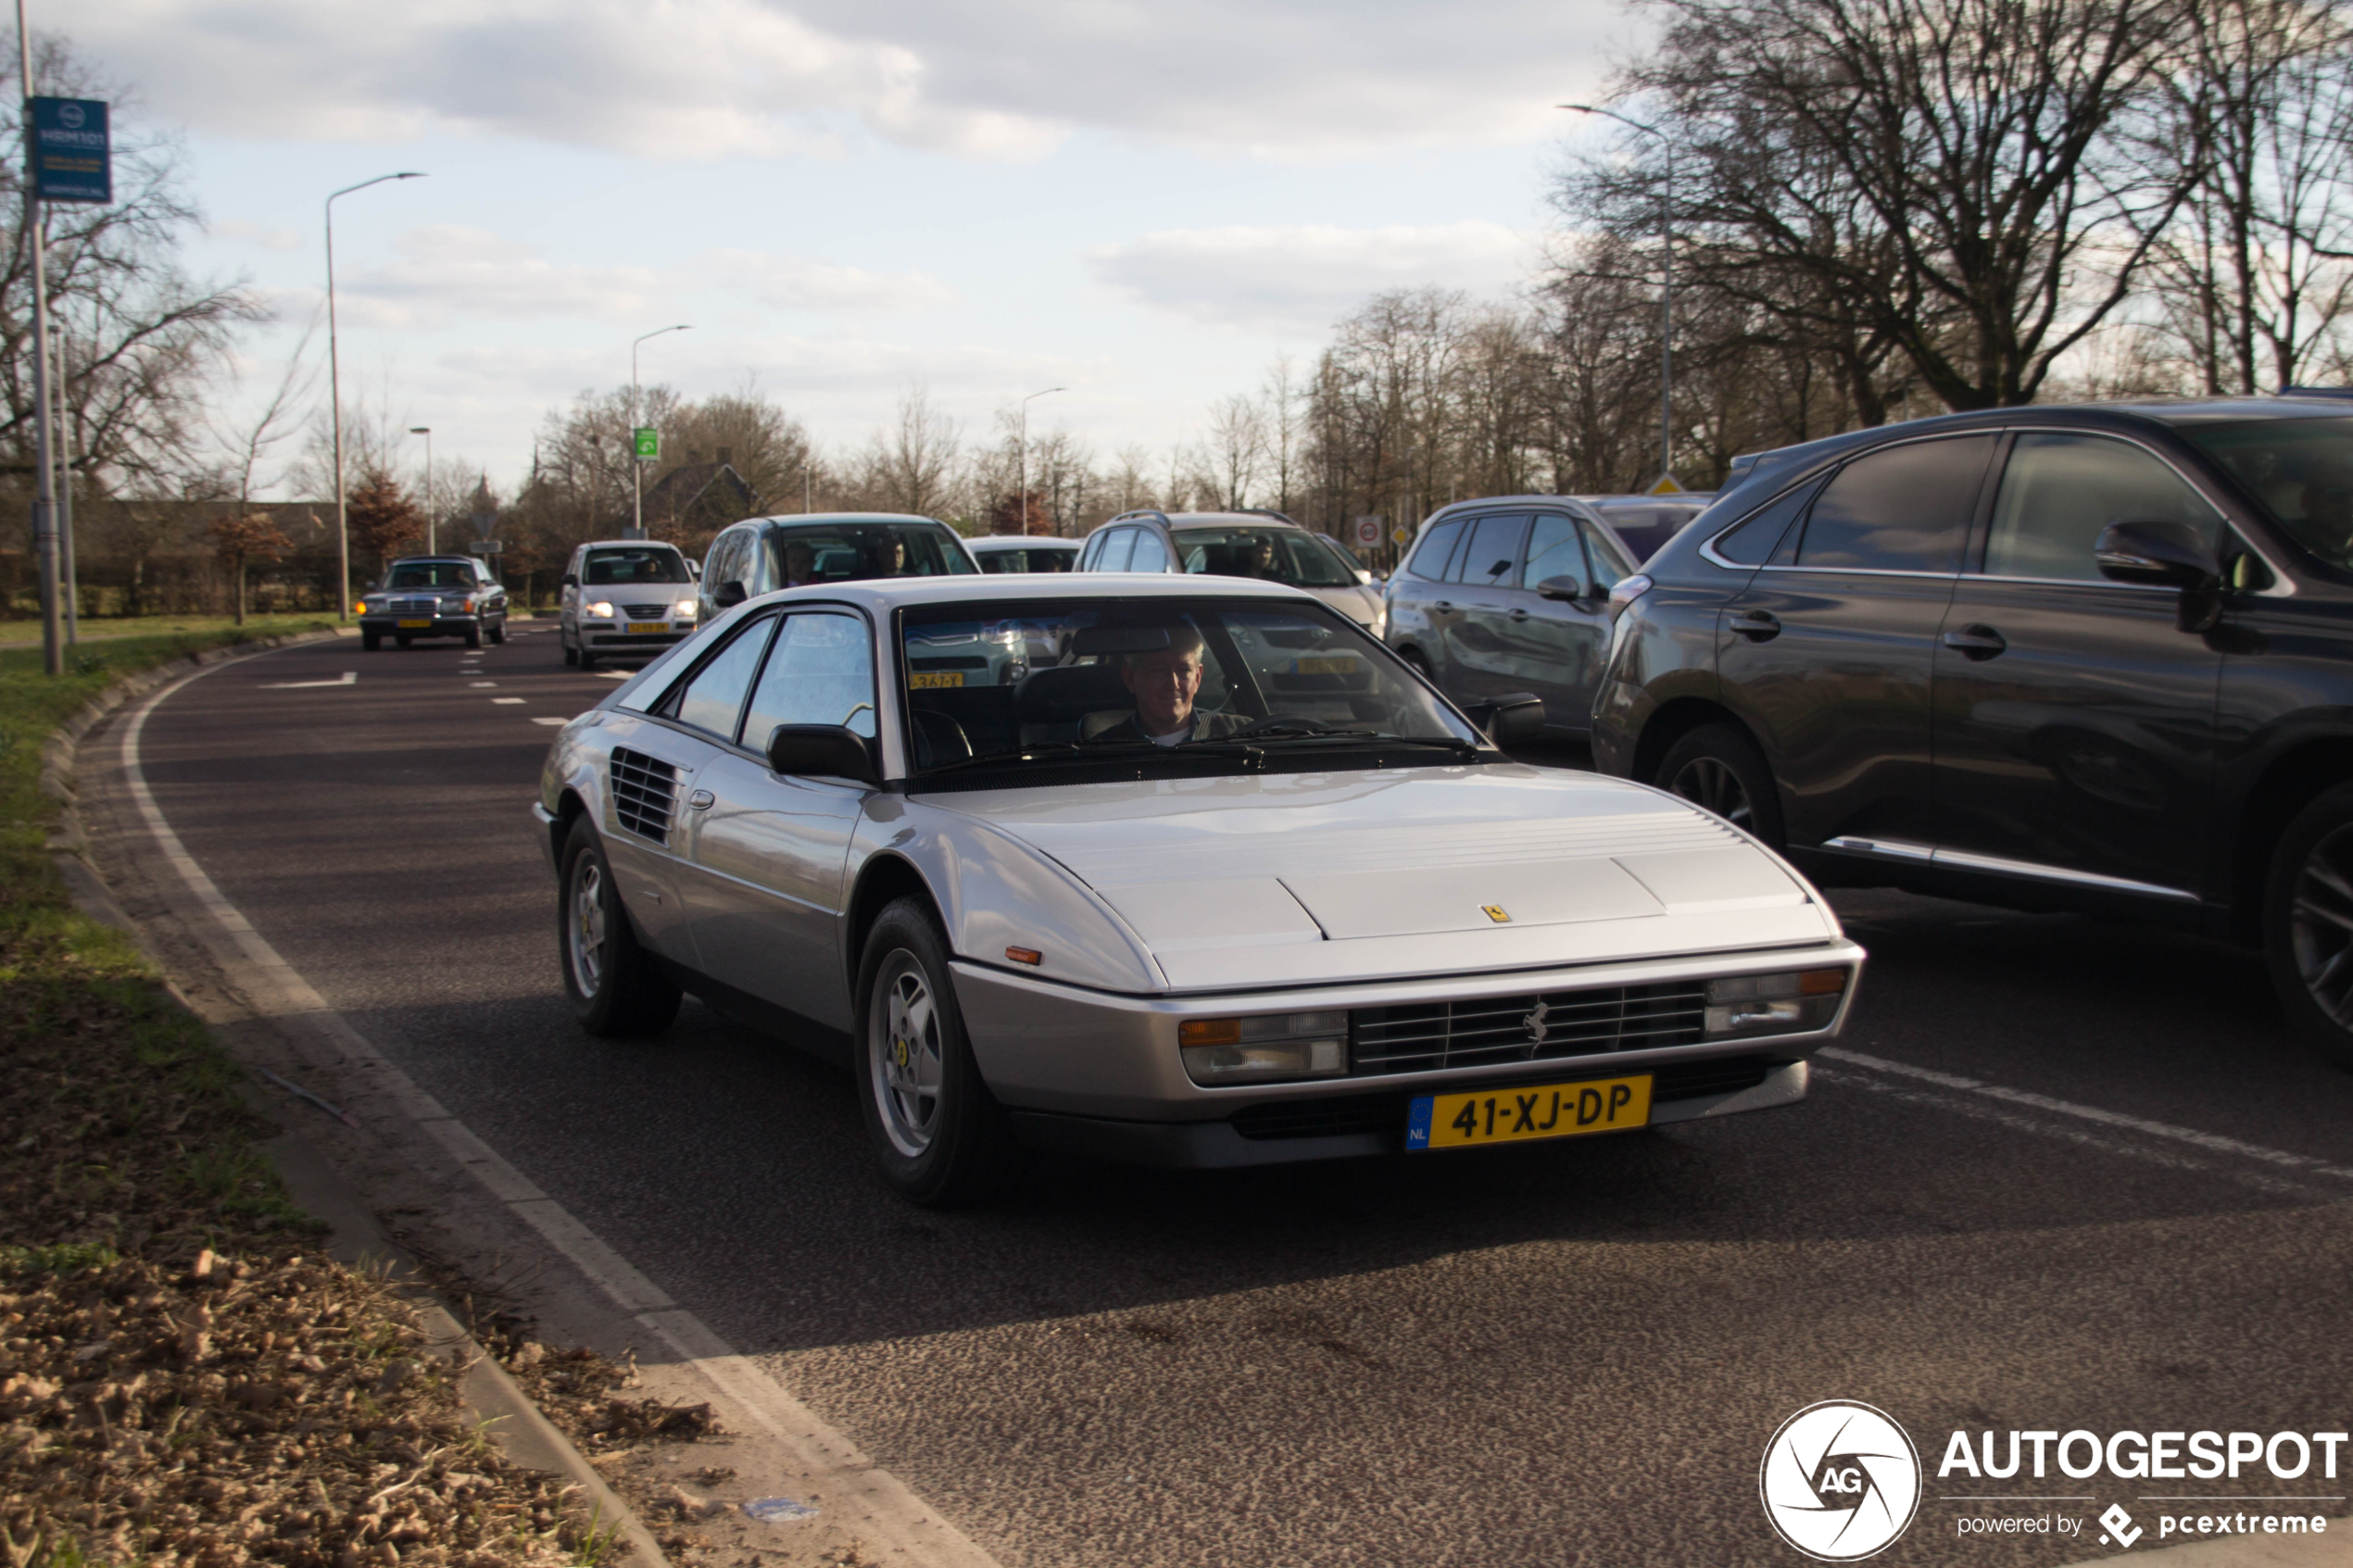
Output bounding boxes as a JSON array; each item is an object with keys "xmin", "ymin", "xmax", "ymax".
[
  {"xmin": 388, "ymin": 596, "xmax": 439, "ymax": 615},
  {"xmin": 610, "ymin": 747, "xmax": 681, "ymax": 846},
  {"xmin": 623, "ymin": 602, "xmax": 670, "ymax": 619},
  {"xmin": 1349, "ymin": 981, "xmax": 1707, "ymax": 1075},
  {"xmin": 1228, "ymin": 1056, "xmax": 1780, "ymax": 1141}
]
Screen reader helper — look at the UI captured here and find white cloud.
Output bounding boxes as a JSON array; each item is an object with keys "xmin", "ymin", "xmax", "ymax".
[
  {"xmin": 326, "ymin": 226, "xmax": 663, "ymax": 329},
  {"xmin": 698, "ymin": 249, "xmax": 958, "ymax": 314},
  {"xmin": 86, "ymin": 0, "xmax": 1622, "ymax": 159},
  {"xmin": 210, "ymin": 218, "xmax": 304, "ymax": 252},
  {"xmin": 1088, "ymin": 221, "xmax": 1535, "ymax": 333}
]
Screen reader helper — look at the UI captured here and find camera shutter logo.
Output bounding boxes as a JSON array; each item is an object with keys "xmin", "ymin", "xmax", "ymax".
[{"xmin": 1759, "ymin": 1400, "xmax": 1922, "ymax": 1561}]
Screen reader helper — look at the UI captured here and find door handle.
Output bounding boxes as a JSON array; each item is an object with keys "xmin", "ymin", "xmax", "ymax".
[
  {"xmin": 1433, "ymin": 600, "xmax": 1454, "ymax": 612},
  {"xmin": 1508, "ymin": 608, "xmax": 1530, "ymax": 621},
  {"xmin": 1729, "ymin": 609, "xmax": 1780, "ymax": 641},
  {"xmin": 687, "ymin": 789, "xmax": 715, "ymax": 809},
  {"xmin": 1941, "ymin": 624, "xmax": 2007, "ymax": 660}
]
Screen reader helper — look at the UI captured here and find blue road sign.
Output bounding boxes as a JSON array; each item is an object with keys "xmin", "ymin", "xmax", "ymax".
[{"xmin": 30, "ymin": 98, "xmax": 109, "ymax": 205}]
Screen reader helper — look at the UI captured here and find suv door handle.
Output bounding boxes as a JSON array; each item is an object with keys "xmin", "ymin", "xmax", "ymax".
[
  {"xmin": 1729, "ymin": 609, "xmax": 1780, "ymax": 641},
  {"xmin": 1433, "ymin": 600, "xmax": 1454, "ymax": 612},
  {"xmin": 1942, "ymin": 624, "xmax": 2007, "ymax": 660},
  {"xmin": 1508, "ymin": 608, "xmax": 1531, "ymax": 621}
]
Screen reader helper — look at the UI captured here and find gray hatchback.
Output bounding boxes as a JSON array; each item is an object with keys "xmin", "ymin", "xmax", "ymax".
[{"xmin": 1384, "ymin": 497, "xmax": 1640, "ymax": 740}]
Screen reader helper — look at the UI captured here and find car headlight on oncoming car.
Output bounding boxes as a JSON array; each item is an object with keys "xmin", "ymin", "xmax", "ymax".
[
  {"xmin": 587, "ymin": 600, "xmax": 616, "ymax": 619},
  {"xmin": 675, "ymin": 599, "xmax": 698, "ymax": 618},
  {"xmin": 1704, "ymin": 969, "xmax": 1848, "ymax": 1038},
  {"xmin": 1180, "ymin": 1011, "xmax": 1350, "ymax": 1085}
]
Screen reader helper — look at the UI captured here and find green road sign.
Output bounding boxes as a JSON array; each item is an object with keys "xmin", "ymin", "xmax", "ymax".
[{"xmin": 633, "ymin": 428, "xmax": 659, "ymax": 461}]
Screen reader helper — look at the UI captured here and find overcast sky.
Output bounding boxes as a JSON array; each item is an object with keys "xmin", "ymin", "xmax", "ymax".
[{"xmin": 70, "ymin": 0, "xmax": 1640, "ymax": 498}]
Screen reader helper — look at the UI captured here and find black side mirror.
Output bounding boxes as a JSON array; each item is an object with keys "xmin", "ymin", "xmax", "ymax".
[
  {"xmin": 714, "ymin": 580, "xmax": 749, "ymax": 609},
  {"xmin": 560, "ymin": 572, "xmax": 578, "ymax": 588},
  {"xmin": 1535, "ymin": 575, "xmax": 1592, "ymax": 604},
  {"xmin": 765, "ymin": 724, "xmax": 879, "ymax": 786},
  {"xmin": 2095, "ymin": 521, "xmax": 2221, "ymax": 591},
  {"xmin": 1466, "ymin": 692, "xmax": 1545, "ymax": 746}
]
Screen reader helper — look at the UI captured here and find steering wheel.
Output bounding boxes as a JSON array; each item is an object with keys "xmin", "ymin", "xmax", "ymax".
[{"xmin": 1235, "ymin": 713, "xmax": 1335, "ymax": 738}]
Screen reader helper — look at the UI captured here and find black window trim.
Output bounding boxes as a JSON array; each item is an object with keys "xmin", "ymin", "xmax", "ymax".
[
  {"xmin": 1764, "ymin": 431, "xmax": 1999, "ymax": 579},
  {"xmin": 643, "ymin": 599, "xmax": 888, "ymax": 770}
]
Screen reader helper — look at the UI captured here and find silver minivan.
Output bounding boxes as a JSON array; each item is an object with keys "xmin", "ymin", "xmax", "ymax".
[
  {"xmin": 1383, "ymin": 497, "xmax": 1641, "ymax": 740},
  {"xmin": 1075, "ymin": 510, "xmax": 1386, "ymax": 635}
]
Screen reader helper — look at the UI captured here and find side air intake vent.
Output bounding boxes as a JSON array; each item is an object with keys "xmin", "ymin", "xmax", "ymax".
[{"xmin": 610, "ymin": 747, "xmax": 681, "ymax": 845}]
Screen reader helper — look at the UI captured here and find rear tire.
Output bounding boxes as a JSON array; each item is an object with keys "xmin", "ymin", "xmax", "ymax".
[
  {"xmin": 854, "ymin": 897, "xmax": 1013, "ymax": 1207},
  {"xmin": 2264, "ymin": 782, "xmax": 2353, "ymax": 1071},
  {"xmin": 559, "ymin": 825, "xmax": 681, "ymax": 1037},
  {"xmin": 1654, "ymin": 722, "xmax": 1784, "ymax": 848}
]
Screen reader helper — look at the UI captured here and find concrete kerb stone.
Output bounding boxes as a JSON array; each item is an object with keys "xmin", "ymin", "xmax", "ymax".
[{"xmin": 31, "ymin": 629, "xmax": 673, "ymax": 1568}]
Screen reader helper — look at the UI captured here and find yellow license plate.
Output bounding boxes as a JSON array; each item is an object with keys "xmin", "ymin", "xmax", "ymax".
[
  {"xmin": 910, "ymin": 671, "xmax": 965, "ymax": 688},
  {"xmin": 1297, "ymin": 657, "xmax": 1358, "ymax": 674},
  {"xmin": 1407, "ymin": 1073, "xmax": 1653, "ymax": 1150},
  {"xmin": 396, "ymin": 619, "xmax": 431, "ymax": 629},
  {"xmin": 625, "ymin": 621, "xmax": 667, "ymax": 634}
]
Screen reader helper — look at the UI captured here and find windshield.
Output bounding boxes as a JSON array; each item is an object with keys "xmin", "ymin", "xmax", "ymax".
[
  {"xmin": 2182, "ymin": 417, "xmax": 2353, "ymax": 566},
  {"xmin": 768, "ymin": 522, "xmax": 976, "ymax": 583},
  {"xmin": 1174, "ymin": 528, "xmax": 1360, "ymax": 588},
  {"xmin": 384, "ymin": 562, "xmax": 473, "ymax": 589},
  {"xmin": 978, "ymin": 546, "xmax": 1076, "ymax": 573},
  {"xmin": 583, "ymin": 547, "xmax": 690, "ymax": 585},
  {"xmin": 899, "ymin": 597, "xmax": 1479, "ymax": 786}
]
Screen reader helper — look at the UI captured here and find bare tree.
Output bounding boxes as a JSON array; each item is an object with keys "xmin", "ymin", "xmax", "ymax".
[
  {"xmin": 857, "ymin": 385, "xmax": 962, "ymax": 517},
  {"xmin": 1202, "ymin": 395, "xmax": 1265, "ymax": 510}
]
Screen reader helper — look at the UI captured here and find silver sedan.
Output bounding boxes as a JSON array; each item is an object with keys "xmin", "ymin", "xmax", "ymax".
[{"xmin": 534, "ymin": 575, "xmax": 1864, "ymax": 1204}]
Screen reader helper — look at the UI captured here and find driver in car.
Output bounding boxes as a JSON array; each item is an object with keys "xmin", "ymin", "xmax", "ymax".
[{"xmin": 1089, "ymin": 623, "xmax": 1253, "ymax": 746}]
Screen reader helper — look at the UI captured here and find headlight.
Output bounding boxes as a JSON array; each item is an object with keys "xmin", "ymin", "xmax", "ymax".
[
  {"xmin": 675, "ymin": 599, "xmax": 698, "ymax": 618},
  {"xmin": 1180, "ymin": 1011, "xmax": 1349, "ymax": 1085},
  {"xmin": 1703, "ymin": 969, "xmax": 1848, "ymax": 1038},
  {"xmin": 587, "ymin": 601, "xmax": 616, "ymax": 619}
]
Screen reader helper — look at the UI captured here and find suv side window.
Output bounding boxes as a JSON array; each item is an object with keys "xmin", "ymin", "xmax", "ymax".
[
  {"xmin": 1096, "ymin": 528, "xmax": 1137, "ymax": 571},
  {"xmin": 740, "ymin": 612, "xmax": 876, "ymax": 749},
  {"xmin": 1581, "ymin": 519, "xmax": 1633, "ymax": 589},
  {"xmin": 1448, "ymin": 513, "xmax": 1529, "ymax": 587},
  {"xmin": 1796, "ymin": 435, "xmax": 1995, "ymax": 572},
  {"xmin": 674, "ymin": 614, "xmax": 777, "ymax": 739},
  {"xmin": 1129, "ymin": 530, "xmax": 1171, "ymax": 572},
  {"xmin": 1405, "ymin": 517, "xmax": 1467, "ymax": 581},
  {"xmin": 1984, "ymin": 433, "xmax": 2221, "ymax": 582},
  {"xmin": 705, "ymin": 529, "xmax": 743, "ymax": 591},
  {"xmin": 1521, "ymin": 514, "xmax": 1588, "ymax": 595}
]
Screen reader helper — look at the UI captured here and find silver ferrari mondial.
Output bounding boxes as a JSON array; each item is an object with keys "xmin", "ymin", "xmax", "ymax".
[{"xmin": 534, "ymin": 574, "xmax": 1864, "ymax": 1204}]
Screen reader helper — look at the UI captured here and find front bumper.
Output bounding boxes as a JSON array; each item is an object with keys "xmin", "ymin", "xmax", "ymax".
[
  {"xmin": 362, "ymin": 612, "xmax": 483, "ymax": 636},
  {"xmin": 580, "ymin": 621, "xmax": 691, "ymax": 651},
  {"xmin": 950, "ymin": 937, "xmax": 1862, "ymax": 1162}
]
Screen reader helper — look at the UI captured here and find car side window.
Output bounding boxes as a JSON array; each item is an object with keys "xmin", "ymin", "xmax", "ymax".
[
  {"xmin": 740, "ymin": 612, "xmax": 877, "ymax": 751},
  {"xmin": 1580, "ymin": 519, "xmax": 1633, "ymax": 590},
  {"xmin": 673, "ymin": 614, "xmax": 777, "ymax": 739},
  {"xmin": 1520, "ymin": 514, "xmax": 1588, "ymax": 595},
  {"xmin": 1983, "ymin": 433, "xmax": 2221, "ymax": 582},
  {"xmin": 1404, "ymin": 517, "xmax": 1466, "ymax": 581},
  {"xmin": 1448, "ymin": 514, "xmax": 1529, "ymax": 587},
  {"xmin": 1795, "ymin": 435, "xmax": 1995, "ymax": 572},
  {"xmin": 705, "ymin": 530, "xmax": 742, "ymax": 591},
  {"xmin": 1096, "ymin": 528, "xmax": 1136, "ymax": 571},
  {"xmin": 1713, "ymin": 477, "xmax": 1822, "ymax": 565},
  {"xmin": 1129, "ymin": 530, "xmax": 1171, "ymax": 572}
]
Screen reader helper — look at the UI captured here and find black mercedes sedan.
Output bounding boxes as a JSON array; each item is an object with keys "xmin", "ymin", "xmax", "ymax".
[{"xmin": 1591, "ymin": 396, "xmax": 2353, "ymax": 1068}]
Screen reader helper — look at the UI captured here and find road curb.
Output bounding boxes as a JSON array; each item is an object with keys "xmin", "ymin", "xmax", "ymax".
[{"xmin": 31, "ymin": 632, "xmax": 672, "ymax": 1568}]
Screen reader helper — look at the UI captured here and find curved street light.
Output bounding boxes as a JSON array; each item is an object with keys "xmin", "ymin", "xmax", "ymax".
[
  {"xmin": 631, "ymin": 325, "xmax": 691, "ymax": 539},
  {"xmin": 1019, "ymin": 386, "xmax": 1065, "ymax": 535},
  {"xmin": 327, "ymin": 171, "xmax": 426, "ymax": 619},
  {"xmin": 1562, "ymin": 105, "xmax": 1675, "ymax": 488}
]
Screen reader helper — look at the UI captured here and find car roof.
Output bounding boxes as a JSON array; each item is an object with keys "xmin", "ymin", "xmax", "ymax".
[
  {"xmin": 742, "ymin": 572, "xmax": 1323, "ymax": 614},
  {"xmin": 1162, "ymin": 510, "xmax": 1307, "ymax": 531},
  {"xmin": 966, "ymin": 534, "xmax": 1079, "ymax": 547},
  {"xmin": 574, "ymin": 539, "xmax": 687, "ymax": 552},
  {"xmin": 740, "ymin": 512, "xmax": 960, "ymax": 529},
  {"xmin": 388, "ymin": 555, "xmax": 489, "ymax": 565}
]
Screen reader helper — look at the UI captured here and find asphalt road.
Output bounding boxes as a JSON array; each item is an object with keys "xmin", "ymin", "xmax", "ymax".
[{"xmin": 97, "ymin": 626, "xmax": 2353, "ymax": 1566}]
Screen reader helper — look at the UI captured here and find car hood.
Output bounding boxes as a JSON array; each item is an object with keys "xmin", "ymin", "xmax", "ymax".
[{"xmin": 930, "ymin": 765, "xmax": 1836, "ymax": 991}]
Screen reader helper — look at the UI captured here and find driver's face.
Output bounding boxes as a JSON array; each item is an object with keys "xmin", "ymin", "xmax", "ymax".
[{"xmin": 1120, "ymin": 647, "xmax": 1203, "ymax": 737}]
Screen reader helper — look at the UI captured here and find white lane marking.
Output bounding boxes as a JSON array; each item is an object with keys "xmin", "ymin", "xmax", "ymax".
[
  {"xmin": 116, "ymin": 660, "xmax": 1004, "ymax": 1568},
  {"xmin": 265, "ymin": 671, "xmax": 357, "ymax": 689},
  {"xmin": 597, "ymin": 671, "xmax": 630, "ymax": 681},
  {"xmin": 491, "ymin": 697, "xmax": 525, "ymax": 705},
  {"xmin": 470, "ymin": 681, "xmax": 497, "ymax": 688},
  {"xmin": 1819, "ymin": 1047, "xmax": 2353, "ymax": 1183},
  {"xmin": 531, "ymin": 717, "xmax": 569, "ymax": 727}
]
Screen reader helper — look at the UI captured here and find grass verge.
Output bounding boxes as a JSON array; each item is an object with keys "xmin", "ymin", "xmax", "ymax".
[{"xmin": 0, "ymin": 623, "xmax": 635, "ymax": 1568}]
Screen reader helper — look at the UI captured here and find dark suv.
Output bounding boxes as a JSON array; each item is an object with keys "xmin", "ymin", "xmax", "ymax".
[{"xmin": 1592, "ymin": 397, "xmax": 2353, "ymax": 1066}]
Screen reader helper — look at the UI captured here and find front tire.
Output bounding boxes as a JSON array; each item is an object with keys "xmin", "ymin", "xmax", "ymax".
[
  {"xmin": 489, "ymin": 619, "xmax": 507, "ymax": 646},
  {"xmin": 854, "ymin": 898, "xmax": 1013, "ymax": 1206},
  {"xmin": 577, "ymin": 645, "xmax": 598, "ymax": 671},
  {"xmin": 561, "ymin": 629, "xmax": 579, "ymax": 667},
  {"xmin": 2265, "ymin": 782, "xmax": 2353, "ymax": 1071},
  {"xmin": 464, "ymin": 624, "xmax": 484, "ymax": 649},
  {"xmin": 559, "ymin": 825, "xmax": 681, "ymax": 1037},
  {"xmin": 1655, "ymin": 722, "xmax": 1784, "ymax": 848},
  {"xmin": 362, "ymin": 631, "xmax": 382, "ymax": 652}
]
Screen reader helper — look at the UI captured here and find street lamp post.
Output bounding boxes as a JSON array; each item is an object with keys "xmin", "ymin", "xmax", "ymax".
[
  {"xmin": 1018, "ymin": 386, "xmax": 1064, "ymax": 535},
  {"xmin": 630, "ymin": 325, "xmax": 690, "ymax": 540},
  {"xmin": 1563, "ymin": 104, "xmax": 1674, "ymax": 487},
  {"xmin": 408, "ymin": 427, "xmax": 433, "ymax": 552},
  {"xmin": 327, "ymin": 171, "xmax": 425, "ymax": 619},
  {"xmin": 19, "ymin": 0, "xmax": 59, "ymax": 672}
]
